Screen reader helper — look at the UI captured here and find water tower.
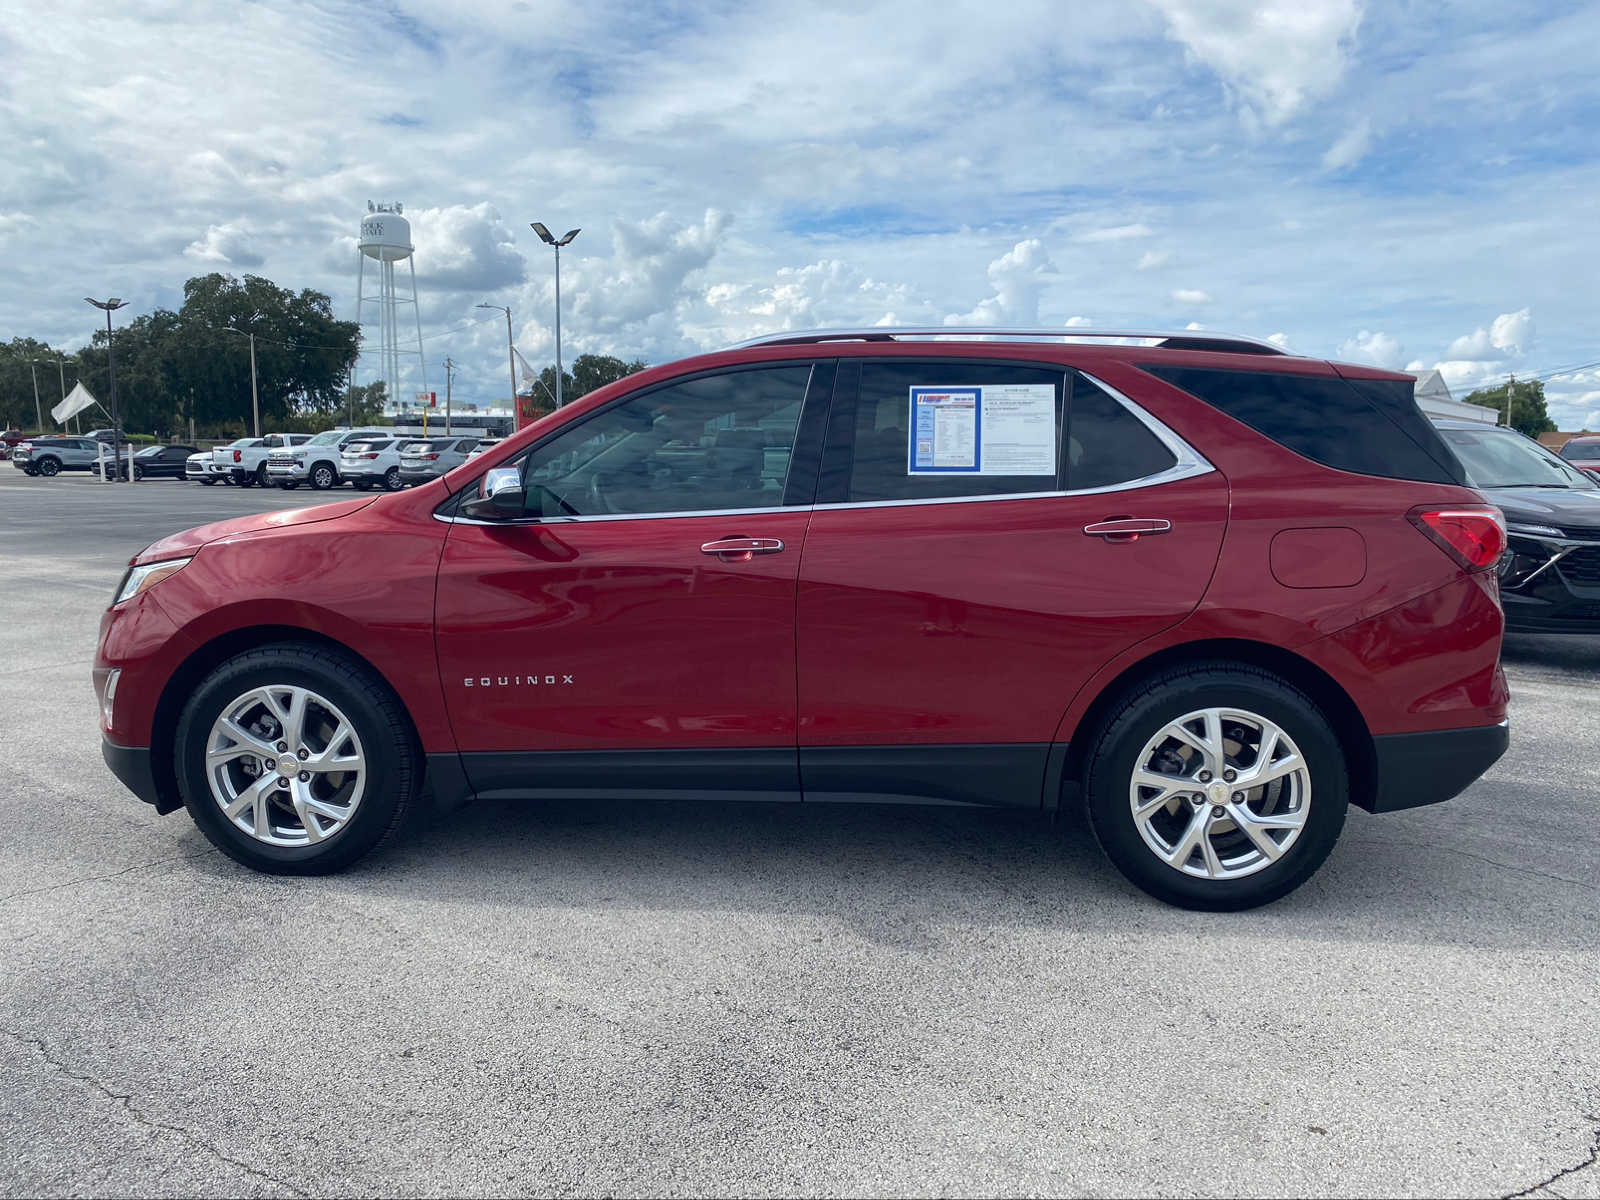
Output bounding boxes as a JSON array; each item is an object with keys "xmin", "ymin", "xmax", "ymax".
[{"xmin": 355, "ymin": 202, "xmax": 427, "ymax": 414}]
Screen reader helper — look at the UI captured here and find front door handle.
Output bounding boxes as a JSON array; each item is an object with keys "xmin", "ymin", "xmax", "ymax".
[
  {"xmin": 1083, "ymin": 518, "xmax": 1171, "ymax": 542},
  {"xmin": 701, "ymin": 537, "xmax": 786, "ymax": 561}
]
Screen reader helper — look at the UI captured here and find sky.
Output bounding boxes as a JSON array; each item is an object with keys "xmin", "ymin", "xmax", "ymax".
[{"xmin": 2, "ymin": 0, "xmax": 1597, "ymax": 428}]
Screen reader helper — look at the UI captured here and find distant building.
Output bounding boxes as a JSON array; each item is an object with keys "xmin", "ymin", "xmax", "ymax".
[{"xmin": 1409, "ymin": 369, "xmax": 1497, "ymax": 424}]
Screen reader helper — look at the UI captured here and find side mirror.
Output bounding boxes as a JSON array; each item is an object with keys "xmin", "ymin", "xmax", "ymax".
[{"xmin": 459, "ymin": 467, "xmax": 525, "ymax": 521}]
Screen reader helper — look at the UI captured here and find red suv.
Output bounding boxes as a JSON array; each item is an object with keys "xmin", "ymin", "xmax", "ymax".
[{"xmin": 95, "ymin": 329, "xmax": 1510, "ymax": 909}]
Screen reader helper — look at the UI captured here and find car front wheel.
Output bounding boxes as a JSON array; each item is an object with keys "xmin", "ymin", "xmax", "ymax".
[
  {"xmin": 310, "ymin": 463, "xmax": 337, "ymax": 490},
  {"xmin": 36, "ymin": 457, "xmax": 60, "ymax": 477},
  {"xmin": 174, "ymin": 643, "xmax": 421, "ymax": 874},
  {"xmin": 1082, "ymin": 664, "xmax": 1347, "ymax": 911}
]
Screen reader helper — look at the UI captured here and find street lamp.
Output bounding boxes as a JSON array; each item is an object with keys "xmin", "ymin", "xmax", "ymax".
[
  {"xmin": 215, "ymin": 327, "xmax": 262, "ymax": 436},
  {"xmin": 476, "ymin": 304, "xmax": 518, "ymax": 418},
  {"xmin": 85, "ymin": 297, "xmax": 128, "ymax": 482},
  {"xmin": 34, "ymin": 358, "xmax": 71, "ymax": 430},
  {"xmin": 530, "ymin": 222, "xmax": 580, "ymax": 408}
]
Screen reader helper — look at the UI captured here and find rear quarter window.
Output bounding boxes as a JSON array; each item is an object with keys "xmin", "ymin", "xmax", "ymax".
[{"xmin": 1139, "ymin": 365, "xmax": 1466, "ymax": 485}]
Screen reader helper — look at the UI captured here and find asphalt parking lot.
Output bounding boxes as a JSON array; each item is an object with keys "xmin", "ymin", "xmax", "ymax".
[{"xmin": 2, "ymin": 470, "xmax": 1597, "ymax": 1198}]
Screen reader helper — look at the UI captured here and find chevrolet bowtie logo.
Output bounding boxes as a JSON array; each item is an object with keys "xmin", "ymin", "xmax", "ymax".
[{"xmin": 464, "ymin": 675, "xmax": 575, "ymax": 687}]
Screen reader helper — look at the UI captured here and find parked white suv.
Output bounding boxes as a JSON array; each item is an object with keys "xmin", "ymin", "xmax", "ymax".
[
  {"xmin": 339, "ymin": 437, "xmax": 415, "ymax": 491},
  {"xmin": 266, "ymin": 428, "xmax": 390, "ymax": 491}
]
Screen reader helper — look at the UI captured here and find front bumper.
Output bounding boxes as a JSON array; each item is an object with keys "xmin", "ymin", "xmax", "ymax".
[
  {"xmin": 102, "ymin": 739, "xmax": 180, "ymax": 813},
  {"xmin": 265, "ymin": 458, "xmax": 310, "ymax": 480},
  {"xmin": 1364, "ymin": 720, "xmax": 1510, "ymax": 813}
]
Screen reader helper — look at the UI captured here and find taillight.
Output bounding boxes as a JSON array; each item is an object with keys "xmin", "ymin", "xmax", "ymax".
[
  {"xmin": 362, "ymin": 452, "xmax": 379, "ymax": 459},
  {"xmin": 233, "ymin": 450, "xmax": 242, "ymax": 462},
  {"xmin": 1409, "ymin": 506, "xmax": 1506, "ymax": 571},
  {"xmin": 424, "ymin": 453, "xmax": 440, "ymax": 461}
]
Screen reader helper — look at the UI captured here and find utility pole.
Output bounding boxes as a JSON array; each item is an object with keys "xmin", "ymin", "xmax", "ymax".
[
  {"xmin": 28, "ymin": 361, "xmax": 42, "ymax": 433},
  {"xmin": 54, "ymin": 357, "xmax": 71, "ymax": 433},
  {"xmin": 1504, "ymin": 374, "xmax": 1515, "ymax": 430},
  {"xmin": 85, "ymin": 298, "xmax": 128, "ymax": 482},
  {"xmin": 476, "ymin": 303, "xmax": 517, "ymax": 419},
  {"xmin": 444, "ymin": 357, "xmax": 455, "ymax": 435},
  {"xmin": 249, "ymin": 332, "xmax": 261, "ymax": 436}
]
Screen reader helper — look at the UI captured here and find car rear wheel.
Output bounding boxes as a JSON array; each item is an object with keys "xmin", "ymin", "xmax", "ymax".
[
  {"xmin": 255, "ymin": 463, "xmax": 270, "ymax": 486},
  {"xmin": 310, "ymin": 463, "xmax": 337, "ymax": 490},
  {"xmin": 1082, "ymin": 664, "xmax": 1347, "ymax": 911},
  {"xmin": 382, "ymin": 466, "xmax": 402, "ymax": 491},
  {"xmin": 174, "ymin": 643, "xmax": 421, "ymax": 874},
  {"xmin": 36, "ymin": 457, "xmax": 60, "ymax": 477}
]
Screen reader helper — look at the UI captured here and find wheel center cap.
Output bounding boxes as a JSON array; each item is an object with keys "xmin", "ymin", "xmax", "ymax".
[
  {"xmin": 1208, "ymin": 781, "xmax": 1231, "ymax": 804},
  {"xmin": 277, "ymin": 755, "xmax": 300, "ymax": 777}
]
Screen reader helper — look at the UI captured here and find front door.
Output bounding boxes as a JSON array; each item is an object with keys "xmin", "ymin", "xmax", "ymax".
[
  {"xmin": 435, "ymin": 361, "xmax": 833, "ymax": 799},
  {"xmin": 795, "ymin": 359, "xmax": 1229, "ymax": 807}
]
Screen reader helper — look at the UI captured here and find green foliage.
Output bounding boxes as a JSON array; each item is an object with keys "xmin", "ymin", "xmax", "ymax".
[
  {"xmin": 1462, "ymin": 378, "xmax": 1557, "ymax": 437},
  {"xmin": 6, "ymin": 274, "xmax": 361, "ymax": 439},
  {"xmin": 0, "ymin": 339, "xmax": 78, "ymax": 433},
  {"xmin": 524, "ymin": 353, "xmax": 648, "ymax": 420}
]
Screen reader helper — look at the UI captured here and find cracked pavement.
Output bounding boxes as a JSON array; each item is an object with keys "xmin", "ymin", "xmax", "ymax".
[{"xmin": 2, "ymin": 473, "xmax": 1598, "ymax": 1198}]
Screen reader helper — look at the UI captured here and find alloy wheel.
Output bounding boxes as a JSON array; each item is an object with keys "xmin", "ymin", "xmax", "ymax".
[
  {"xmin": 204, "ymin": 684, "xmax": 367, "ymax": 847},
  {"xmin": 1128, "ymin": 707, "xmax": 1311, "ymax": 880}
]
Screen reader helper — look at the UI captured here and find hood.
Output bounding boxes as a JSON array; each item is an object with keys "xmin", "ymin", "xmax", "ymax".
[
  {"xmin": 134, "ymin": 496, "xmax": 377, "ymax": 564},
  {"xmin": 1481, "ymin": 484, "xmax": 1600, "ymax": 532}
]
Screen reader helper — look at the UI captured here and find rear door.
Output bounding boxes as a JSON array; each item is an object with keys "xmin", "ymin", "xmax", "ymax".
[
  {"xmin": 434, "ymin": 360, "xmax": 835, "ymax": 799},
  {"xmin": 795, "ymin": 359, "xmax": 1229, "ymax": 806}
]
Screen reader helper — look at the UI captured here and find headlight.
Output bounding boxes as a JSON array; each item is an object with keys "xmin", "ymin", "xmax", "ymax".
[
  {"xmin": 292, "ymin": 450, "xmax": 307, "ymax": 459},
  {"xmin": 114, "ymin": 557, "xmax": 192, "ymax": 606}
]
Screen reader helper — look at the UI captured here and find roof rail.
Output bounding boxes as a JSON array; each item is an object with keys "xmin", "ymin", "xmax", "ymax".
[{"xmin": 727, "ymin": 326, "xmax": 1288, "ymax": 355}]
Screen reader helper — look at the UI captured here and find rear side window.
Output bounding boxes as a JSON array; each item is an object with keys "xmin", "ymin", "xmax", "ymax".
[
  {"xmin": 1068, "ymin": 376, "xmax": 1177, "ymax": 489},
  {"xmin": 1564, "ymin": 442, "xmax": 1600, "ymax": 461},
  {"xmin": 1140, "ymin": 365, "xmax": 1466, "ymax": 485},
  {"xmin": 840, "ymin": 362, "xmax": 1065, "ymax": 502}
]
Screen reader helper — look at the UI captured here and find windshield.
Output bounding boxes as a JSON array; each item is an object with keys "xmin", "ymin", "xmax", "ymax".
[
  {"xmin": 304, "ymin": 431, "xmax": 344, "ymax": 445},
  {"xmin": 224, "ymin": 438, "xmax": 258, "ymax": 448},
  {"xmin": 135, "ymin": 446, "xmax": 164, "ymax": 457},
  {"xmin": 1440, "ymin": 428, "xmax": 1599, "ymax": 490},
  {"xmin": 1562, "ymin": 441, "xmax": 1600, "ymax": 461}
]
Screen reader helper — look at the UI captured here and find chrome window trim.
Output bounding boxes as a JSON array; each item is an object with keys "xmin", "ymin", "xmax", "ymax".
[{"xmin": 433, "ymin": 369, "xmax": 1213, "ymax": 526}]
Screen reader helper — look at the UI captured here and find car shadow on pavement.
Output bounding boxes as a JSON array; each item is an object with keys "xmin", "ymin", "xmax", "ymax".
[
  {"xmin": 1501, "ymin": 633, "xmax": 1600, "ymax": 677},
  {"xmin": 171, "ymin": 785, "xmax": 1599, "ymax": 953}
]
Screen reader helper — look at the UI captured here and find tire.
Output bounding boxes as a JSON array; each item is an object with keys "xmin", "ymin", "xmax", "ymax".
[
  {"xmin": 310, "ymin": 463, "xmax": 337, "ymax": 491},
  {"xmin": 35, "ymin": 457, "xmax": 60, "ymax": 477},
  {"xmin": 23, "ymin": 466, "xmax": 38, "ymax": 476},
  {"xmin": 382, "ymin": 466, "xmax": 402, "ymax": 492},
  {"xmin": 255, "ymin": 463, "xmax": 270, "ymax": 487},
  {"xmin": 1081, "ymin": 663, "xmax": 1348, "ymax": 911},
  {"xmin": 173, "ymin": 643, "xmax": 422, "ymax": 874},
  {"xmin": 132, "ymin": 466, "xmax": 144, "ymax": 481}
]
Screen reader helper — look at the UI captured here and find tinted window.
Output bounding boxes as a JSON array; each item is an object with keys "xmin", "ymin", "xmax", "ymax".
[
  {"xmin": 509, "ymin": 365, "xmax": 812, "ymax": 518},
  {"xmin": 456, "ymin": 439, "xmax": 478, "ymax": 452},
  {"xmin": 1140, "ymin": 365, "xmax": 1466, "ymax": 485},
  {"xmin": 1563, "ymin": 442, "xmax": 1600, "ymax": 461},
  {"xmin": 842, "ymin": 362, "xmax": 1065, "ymax": 502},
  {"xmin": 1068, "ymin": 375, "xmax": 1178, "ymax": 489},
  {"xmin": 1439, "ymin": 428, "xmax": 1597, "ymax": 490}
]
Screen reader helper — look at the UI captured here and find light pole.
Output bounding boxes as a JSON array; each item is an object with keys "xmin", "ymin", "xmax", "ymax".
[
  {"xmin": 530, "ymin": 222, "xmax": 580, "ymax": 407},
  {"xmin": 477, "ymin": 303, "xmax": 517, "ymax": 418},
  {"xmin": 443, "ymin": 357, "xmax": 455, "ymax": 436},
  {"xmin": 85, "ymin": 298, "xmax": 128, "ymax": 482},
  {"xmin": 36, "ymin": 357, "xmax": 71, "ymax": 431},
  {"xmin": 27, "ymin": 360, "xmax": 42, "ymax": 434}
]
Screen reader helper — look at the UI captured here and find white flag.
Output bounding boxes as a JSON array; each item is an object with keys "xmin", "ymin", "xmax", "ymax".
[
  {"xmin": 51, "ymin": 382, "xmax": 98, "ymax": 424},
  {"xmin": 512, "ymin": 347, "xmax": 539, "ymax": 385}
]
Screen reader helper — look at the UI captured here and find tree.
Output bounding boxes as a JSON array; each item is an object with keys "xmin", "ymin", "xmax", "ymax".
[
  {"xmin": 522, "ymin": 353, "xmax": 647, "ymax": 418},
  {"xmin": 1462, "ymin": 377, "xmax": 1557, "ymax": 437},
  {"xmin": 0, "ymin": 338, "xmax": 79, "ymax": 432}
]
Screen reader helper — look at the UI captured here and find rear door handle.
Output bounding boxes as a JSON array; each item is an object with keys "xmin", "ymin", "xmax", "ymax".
[
  {"xmin": 700, "ymin": 537, "xmax": 786, "ymax": 561},
  {"xmin": 1083, "ymin": 518, "xmax": 1171, "ymax": 541}
]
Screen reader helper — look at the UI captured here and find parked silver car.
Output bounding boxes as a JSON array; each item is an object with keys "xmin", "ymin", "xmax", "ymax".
[
  {"xmin": 397, "ymin": 435, "xmax": 479, "ymax": 485},
  {"xmin": 10, "ymin": 436, "xmax": 103, "ymax": 476}
]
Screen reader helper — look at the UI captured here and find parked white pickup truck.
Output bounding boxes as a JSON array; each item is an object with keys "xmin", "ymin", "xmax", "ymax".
[{"xmin": 212, "ymin": 433, "xmax": 312, "ymax": 487}]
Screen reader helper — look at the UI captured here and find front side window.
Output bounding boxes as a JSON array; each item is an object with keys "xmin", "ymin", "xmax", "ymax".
[{"xmin": 505, "ymin": 365, "xmax": 812, "ymax": 518}]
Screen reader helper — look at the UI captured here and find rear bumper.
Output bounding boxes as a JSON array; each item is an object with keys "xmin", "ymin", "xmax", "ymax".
[
  {"xmin": 1364, "ymin": 720, "xmax": 1509, "ymax": 813},
  {"xmin": 102, "ymin": 739, "xmax": 180, "ymax": 814}
]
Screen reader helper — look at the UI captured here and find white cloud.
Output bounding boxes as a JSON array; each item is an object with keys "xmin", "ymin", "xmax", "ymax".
[
  {"xmin": 1322, "ymin": 117, "xmax": 1373, "ymax": 171},
  {"xmin": 1136, "ymin": 250, "xmax": 1171, "ymax": 270},
  {"xmin": 1150, "ymin": 0, "xmax": 1364, "ymax": 124},
  {"xmin": 1078, "ymin": 223, "xmax": 1154, "ymax": 242},
  {"xmin": 183, "ymin": 222, "xmax": 263, "ymax": 268},
  {"xmin": 1445, "ymin": 308, "xmax": 1534, "ymax": 360},
  {"xmin": 1336, "ymin": 329, "xmax": 1405, "ymax": 369},
  {"xmin": 1267, "ymin": 332, "xmax": 1291, "ymax": 349},
  {"xmin": 1184, "ymin": 321, "xmax": 1207, "ymax": 330},
  {"xmin": 406, "ymin": 203, "xmax": 526, "ymax": 292},
  {"xmin": 1172, "ymin": 288, "xmax": 1212, "ymax": 305},
  {"xmin": 1064, "ymin": 315, "xmax": 1093, "ymax": 327},
  {"xmin": 945, "ymin": 239, "xmax": 1057, "ymax": 325}
]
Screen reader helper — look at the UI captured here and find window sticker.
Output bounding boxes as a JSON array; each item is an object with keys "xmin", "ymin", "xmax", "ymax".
[{"xmin": 908, "ymin": 384, "xmax": 1056, "ymax": 475}]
